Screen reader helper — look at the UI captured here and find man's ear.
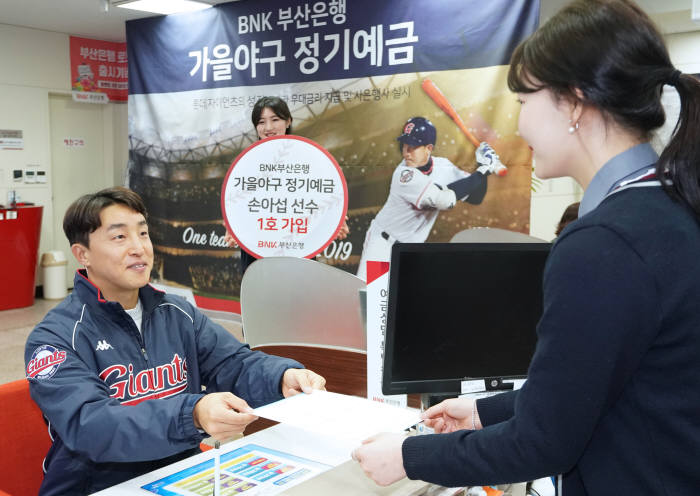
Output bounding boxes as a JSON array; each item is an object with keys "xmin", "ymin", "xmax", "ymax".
[
  {"xmin": 426, "ymin": 144, "xmax": 434, "ymax": 154},
  {"xmin": 71, "ymin": 243, "xmax": 89, "ymax": 267}
]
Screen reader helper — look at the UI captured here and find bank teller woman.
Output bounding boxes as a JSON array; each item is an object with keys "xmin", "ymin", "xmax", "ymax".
[
  {"xmin": 225, "ymin": 96, "xmax": 349, "ymax": 275},
  {"xmin": 352, "ymin": 0, "xmax": 700, "ymax": 493}
]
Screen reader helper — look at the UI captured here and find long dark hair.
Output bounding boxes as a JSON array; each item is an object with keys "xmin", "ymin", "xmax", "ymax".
[
  {"xmin": 508, "ymin": 0, "xmax": 700, "ymax": 216},
  {"xmin": 251, "ymin": 96, "xmax": 293, "ymax": 135}
]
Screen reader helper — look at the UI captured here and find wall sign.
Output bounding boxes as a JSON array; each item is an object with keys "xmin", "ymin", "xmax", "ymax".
[
  {"xmin": 70, "ymin": 36, "xmax": 128, "ymax": 103},
  {"xmin": 0, "ymin": 129, "xmax": 24, "ymax": 150}
]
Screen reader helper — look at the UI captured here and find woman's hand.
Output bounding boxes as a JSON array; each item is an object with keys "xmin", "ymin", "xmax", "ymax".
[
  {"xmin": 421, "ymin": 397, "xmax": 482, "ymax": 433},
  {"xmin": 335, "ymin": 217, "xmax": 350, "ymax": 240},
  {"xmin": 352, "ymin": 433, "xmax": 407, "ymax": 486},
  {"xmin": 223, "ymin": 232, "xmax": 239, "ymax": 248}
]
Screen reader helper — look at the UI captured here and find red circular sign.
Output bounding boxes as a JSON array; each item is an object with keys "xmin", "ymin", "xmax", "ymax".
[{"xmin": 221, "ymin": 135, "xmax": 348, "ymax": 259}]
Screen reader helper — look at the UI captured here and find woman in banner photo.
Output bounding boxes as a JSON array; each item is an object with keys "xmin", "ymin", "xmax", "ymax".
[
  {"xmin": 355, "ymin": 116, "xmax": 506, "ymax": 281},
  {"xmin": 224, "ymin": 96, "xmax": 350, "ymax": 275},
  {"xmin": 352, "ymin": 0, "xmax": 700, "ymax": 493}
]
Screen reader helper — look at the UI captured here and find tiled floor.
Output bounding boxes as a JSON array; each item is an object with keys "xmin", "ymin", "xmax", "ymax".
[
  {"xmin": 0, "ymin": 299, "xmax": 61, "ymax": 384},
  {"xmin": 0, "ymin": 297, "xmax": 243, "ymax": 385}
]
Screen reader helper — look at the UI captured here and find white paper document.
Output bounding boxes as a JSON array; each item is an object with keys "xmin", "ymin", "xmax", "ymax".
[{"xmin": 253, "ymin": 391, "xmax": 421, "ymax": 445}]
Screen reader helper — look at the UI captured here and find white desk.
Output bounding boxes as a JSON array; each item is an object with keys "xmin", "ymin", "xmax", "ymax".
[
  {"xmin": 90, "ymin": 424, "xmax": 469, "ymax": 496},
  {"xmin": 90, "ymin": 424, "xmax": 524, "ymax": 496},
  {"xmin": 90, "ymin": 424, "xmax": 355, "ymax": 495}
]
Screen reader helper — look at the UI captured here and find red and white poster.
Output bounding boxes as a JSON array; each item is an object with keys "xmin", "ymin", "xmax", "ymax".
[
  {"xmin": 69, "ymin": 36, "xmax": 128, "ymax": 103},
  {"xmin": 365, "ymin": 261, "xmax": 406, "ymax": 408}
]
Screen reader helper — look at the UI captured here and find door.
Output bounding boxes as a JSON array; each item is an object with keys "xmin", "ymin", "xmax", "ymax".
[{"xmin": 49, "ymin": 94, "xmax": 110, "ymax": 288}]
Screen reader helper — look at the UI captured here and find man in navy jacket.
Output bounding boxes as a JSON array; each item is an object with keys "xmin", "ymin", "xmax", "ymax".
[{"xmin": 25, "ymin": 187, "xmax": 325, "ymax": 495}]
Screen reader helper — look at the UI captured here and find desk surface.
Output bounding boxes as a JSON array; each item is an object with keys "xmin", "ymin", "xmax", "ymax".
[
  {"xmin": 91, "ymin": 424, "xmax": 524, "ymax": 496},
  {"xmin": 90, "ymin": 424, "xmax": 446, "ymax": 496},
  {"xmin": 90, "ymin": 423, "xmax": 351, "ymax": 495}
]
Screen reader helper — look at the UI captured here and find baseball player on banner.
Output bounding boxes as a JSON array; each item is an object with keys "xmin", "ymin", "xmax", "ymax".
[{"xmin": 356, "ymin": 117, "xmax": 505, "ymax": 281}]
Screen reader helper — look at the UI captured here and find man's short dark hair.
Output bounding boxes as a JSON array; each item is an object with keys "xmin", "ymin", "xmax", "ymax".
[
  {"xmin": 63, "ymin": 187, "xmax": 147, "ymax": 247},
  {"xmin": 555, "ymin": 202, "xmax": 580, "ymax": 237}
]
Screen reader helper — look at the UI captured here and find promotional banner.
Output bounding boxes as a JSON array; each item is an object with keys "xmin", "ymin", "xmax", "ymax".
[
  {"xmin": 127, "ymin": 0, "xmax": 540, "ymax": 312},
  {"xmin": 365, "ymin": 261, "xmax": 405, "ymax": 407},
  {"xmin": 70, "ymin": 36, "xmax": 128, "ymax": 102}
]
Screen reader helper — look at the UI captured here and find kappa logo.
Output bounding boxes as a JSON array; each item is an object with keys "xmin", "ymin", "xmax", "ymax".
[
  {"xmin": 96, "ymin": 340, "xmax": 113, "ymax": 351},
  {"xmin": 400, "ymin": 169, "xmax": 414, "ymax": 183},
  {"xmin": 27, "ymin": 345, "xmax": 67, "ymax": 379}
]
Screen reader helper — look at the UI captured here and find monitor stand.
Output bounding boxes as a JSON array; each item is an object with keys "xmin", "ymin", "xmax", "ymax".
[
  {"xmin": 420, "ymin": 378, "xmax": 516, "ymax": 411},
  {"xmin": 420, "ymin": 393, "xmax": 458, "ymax": 411}
]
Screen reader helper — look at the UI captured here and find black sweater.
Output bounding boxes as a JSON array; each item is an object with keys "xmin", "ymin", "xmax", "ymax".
[{"xmin": 403, "ymin": 185, "xmax": 700, "ymax": 495}]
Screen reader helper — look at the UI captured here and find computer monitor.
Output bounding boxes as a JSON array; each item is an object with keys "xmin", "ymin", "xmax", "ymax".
[{"xmin": 382, "ymin": 242, "xmax": 550, "ymax": 397}]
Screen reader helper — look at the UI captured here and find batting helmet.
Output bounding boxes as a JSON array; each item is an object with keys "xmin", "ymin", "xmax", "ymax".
[{"xmin": 396, "ymin": 117, "xmax": 437, "ymax": 149}]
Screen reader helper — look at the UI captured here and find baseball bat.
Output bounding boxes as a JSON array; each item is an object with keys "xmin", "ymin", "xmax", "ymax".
[
  {"xmin": 421, "ymin": 78, "xmax": 480, "ymax": 148},
  {"xmin": 421, "ymin": 78, "xmax": 507, "ymax": 176}
]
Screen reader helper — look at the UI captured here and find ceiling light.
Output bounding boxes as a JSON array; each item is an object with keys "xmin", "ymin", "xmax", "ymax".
[{"xmin": 115, "ymin": 0, "xmax": 212, "ymax": 15}]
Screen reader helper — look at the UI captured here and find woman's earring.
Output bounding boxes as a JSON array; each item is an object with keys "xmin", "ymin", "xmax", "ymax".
[{"xmin": 568, "ymin": 121, "xmax": 579, "ymax": 134}]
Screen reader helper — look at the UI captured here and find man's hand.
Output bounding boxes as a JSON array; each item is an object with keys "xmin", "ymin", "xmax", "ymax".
[
  {"xmin": 421, "ymin": 397, "xmax": 481, "ymax": 433},
  {"xmin": 281, "ymin": 368, "xmax": 326, "ymax": 397},
  {"xmin": 192, "ymin": 392, "xmax": 258, "ymax": 441},
  {"xmin": 351, "ymin": 433, "xmax": 407, "ymax": 486}
]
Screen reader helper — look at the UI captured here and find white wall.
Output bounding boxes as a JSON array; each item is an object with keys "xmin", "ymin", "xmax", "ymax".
[
  {"xmin": 666, "ymin": 30, "xmax": 700, "ymax": 74},
  {"xmin": 0, "ymin": 23, "xmax": 128, "ymax": 286},
  {"xmin": 110, "ymin": 102, "xmax": 129, "ymax": 186},
  {"xmin": 529, "ymin": 176, "xmax": 583, "ymax": 242},
  {"xmin": 528, "ymin": 28, "xmax": 700, "ymax": 241}
]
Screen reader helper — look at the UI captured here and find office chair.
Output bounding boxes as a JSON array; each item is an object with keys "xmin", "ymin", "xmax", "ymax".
[
  {"xmin": 240, "ymin": 256, "xmax": 366, "ymax": 351},
  {"xmin": 239, "ymin": 257, "xmax": 367, "ymax": 433},
  {"xmin": 0, "ymin": 379, "xmax": 52, "ymax": 496},
  {"xmin": 450, "ymin": 226, "xmax": 548, "ymax": 243}
]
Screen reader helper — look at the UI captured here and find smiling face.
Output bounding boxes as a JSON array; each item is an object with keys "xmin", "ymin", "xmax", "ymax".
[
  {"xmin": 71, "ymin": 203, "xmax": 153, "ymax": 309},
  {"xmin": 516, "ymin": 88, "xmax": 578, "ymax": 180},
  {"xmin": 256, "ymin": 107, "xmax": 291, "ymax": 140}
]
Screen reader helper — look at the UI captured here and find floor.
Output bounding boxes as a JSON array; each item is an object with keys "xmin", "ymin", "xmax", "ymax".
[{"xmin": 0, "ymin": 296, "xmax": 243, "ymax": 385}]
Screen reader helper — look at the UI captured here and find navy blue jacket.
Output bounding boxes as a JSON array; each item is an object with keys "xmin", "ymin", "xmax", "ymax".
[
  {"xmin": 25, "ymin": 270, "xmax": 301, "ymax": 495},
  {"xmin": 403, "ymin": 184, "xmax": 700, "ymax": 494}
]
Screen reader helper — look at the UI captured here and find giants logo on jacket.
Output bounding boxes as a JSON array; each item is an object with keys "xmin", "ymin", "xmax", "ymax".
[
  {"xmin": 99, "ymin": 354, "xmax": 188, "ymax": 405},
  {"xmin": 27, "ymin": 345, "xmax": 67, "ymax": 379}
]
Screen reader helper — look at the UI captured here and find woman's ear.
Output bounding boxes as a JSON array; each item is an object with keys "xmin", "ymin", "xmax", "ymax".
[{"xmin": 569, "ymin": 87, "xmax": 585, "ymax": 126}]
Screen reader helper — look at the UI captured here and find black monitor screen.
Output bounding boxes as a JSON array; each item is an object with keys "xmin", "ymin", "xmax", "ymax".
[{"xmin": 382, "ymin": 242, "xmax": 550, "ymax": 396}]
